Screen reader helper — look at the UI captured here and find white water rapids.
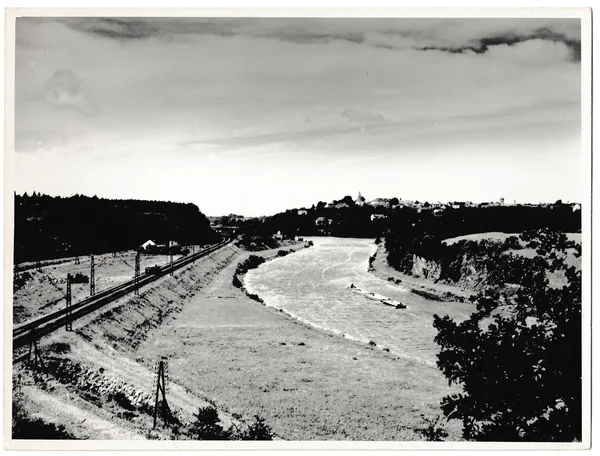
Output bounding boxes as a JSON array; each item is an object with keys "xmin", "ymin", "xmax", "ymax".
[{"xmin": 245, "ymin": 237, "xmax": 473, "ymax": 366}]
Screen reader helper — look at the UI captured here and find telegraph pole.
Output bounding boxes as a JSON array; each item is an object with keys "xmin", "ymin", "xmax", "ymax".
[
  {"xmin": 27, "ymin": 327, "xmax": 45, "ymax": 369},
  {"xmin": 65, "ymin": 274, "xmax": 72, "ymax": 332},
  {"xmin": 90, "ymin": 255, "xmax": 95, "ymax": 296},
  {"xmin": 169, "ymin": 243, "xmax": 174, "ymax": 276},
  {"xmin": 153, "ymin": 357, "xmax": 171, "ymax": 429},
  {"xmin": 134, "ymin": 249, "xmax": 141, "ymax": 296}
]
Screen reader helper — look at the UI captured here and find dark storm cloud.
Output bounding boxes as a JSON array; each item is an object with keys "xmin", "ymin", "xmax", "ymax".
[{"xmin": 418, "ymin": 28, "xmax": 581, "ymax": 61}]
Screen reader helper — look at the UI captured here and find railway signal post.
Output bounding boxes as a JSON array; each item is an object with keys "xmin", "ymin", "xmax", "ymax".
[
  {"xmin": 134, "ymin": 250, "xmax": 140, "ymax": 296},
  {"xmin": 65, "ymin": 274, "xmax": 72, "ymax": 332},
  {"xmin": 90, "ymin": 255, "xmax": 95, "ymax": 296}
]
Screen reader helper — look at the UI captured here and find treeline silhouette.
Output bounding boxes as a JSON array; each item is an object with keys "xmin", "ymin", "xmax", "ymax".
[
  {"xmin": 14, "ymin": 193, "xmax": 219, "ymax": 263},
  {"xmin": 234, "ymin": 196, "xmax": 580, "ymax": 244},
  {"xmin": 385, "ymin": 205, "xmax": 581, "ymax": 275}
]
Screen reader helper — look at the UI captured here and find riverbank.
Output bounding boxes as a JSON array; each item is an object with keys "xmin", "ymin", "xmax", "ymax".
[
  {"xmin": 369, "ymin": 242, "xmax": 474, "ymax": 304},
  {"xmin": 135, "ymin": 241, "xmax": 463, "ymax": 440}
]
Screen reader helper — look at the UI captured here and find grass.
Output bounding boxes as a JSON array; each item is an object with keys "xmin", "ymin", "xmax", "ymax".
[
  {"xmin": 135, "ymin": 249, "xmax": 464, "ymax": 441},
  {"xmin": 442, "ymin": 232, "xmax": 519, "ymax": 245}
]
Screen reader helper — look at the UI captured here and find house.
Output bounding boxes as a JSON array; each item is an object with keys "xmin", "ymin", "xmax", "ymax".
[
  {"xmin": 141, "ymin": 239, "xmax": 156, "ymax": 250},
  {"xmin": 369, "ymin": 198, "xmax": 391, "ymax": 208},
  {"xmin": 371, "ymin": 214, "xmax": 386, "ymax": 221},
  {"xmin": 274, "ymin": 231, "xmax": 284, "ymax": 240},
  {"xmin": 572, "ymin": 203, "xmax": 581, "ymax": 212},
  {"xmin": 315, "ymin": 216, "xmax": 327, "ymax": 226},
  {"xmin": 298, "ymin": 209, "xmax": 308, "ymax": 215},
  {"xmin": 335, "ymin": 202, "xmax": 349, "ymax": 209}
]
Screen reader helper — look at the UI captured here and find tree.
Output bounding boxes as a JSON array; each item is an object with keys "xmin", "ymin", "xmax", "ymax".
[
  {"xmin": 241, "ymin": 415, "xmax": 274, "ymax": 440},
  {"xmin": 187, "ymin": 406, "xmax": 231, "ymax": 440},
  {"xmin": 340, "ymin": 195, "xmax": 354, "ymax": 206},
  {"xmin": 433, "ymin": 229, "xmax": 581, "ymax": 441}
]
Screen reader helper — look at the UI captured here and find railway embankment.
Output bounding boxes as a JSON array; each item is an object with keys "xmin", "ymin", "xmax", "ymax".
[{"xmin": 11, "ymin": 240, "xmax": 299, "ymax": 440}]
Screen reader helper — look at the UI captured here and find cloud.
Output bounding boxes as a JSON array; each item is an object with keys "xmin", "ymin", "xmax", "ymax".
[
  {"xmin": 57, "ymin": 17, "xmax": 581, "ymax": 62},
  {"xmin": 43, "ymin": 68, "xmax": 91, "ymax": 113},
  {"xmin": 341, "ymin": 108, "xmax": 386, "ymax": 125}
]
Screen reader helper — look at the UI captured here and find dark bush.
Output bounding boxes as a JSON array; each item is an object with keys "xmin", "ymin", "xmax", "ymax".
[
  {"xmin": 232, "ymin": 275, "xmax": 243, "ymax": 288},
  {"xmin": 235, "ymin": 255, "xmax": 266, "ymax": 275},
  {"xmin": 108, "ymin": 391, "xmax": 136, "ymax": 411},
  {"xmin": 241, "ymin": 415, "xmax": 274, "ymax": 440},
  {"xmin": 187, "ymin": 406, "xmax": 231, "ymax": 440}
]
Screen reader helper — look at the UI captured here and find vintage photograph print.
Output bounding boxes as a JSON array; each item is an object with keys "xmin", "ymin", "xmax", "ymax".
[{"xmin": 5, "ymin": 9, "xmax": 591, "ymax": 450}]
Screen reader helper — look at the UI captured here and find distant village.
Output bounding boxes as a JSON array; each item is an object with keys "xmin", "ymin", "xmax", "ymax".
[{"xmin": 208, "ymin": 192, "xmax": 581, "ymax": 238}]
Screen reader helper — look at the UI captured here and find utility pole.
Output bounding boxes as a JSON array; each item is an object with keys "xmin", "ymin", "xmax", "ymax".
[
  {"xmin": 90, "ymin": 255, "xmax": 95, "ymax": 296},
  {"xmin": 65, "ymin": 274, "xmax": 72, "ymax": 332},
  {"xmin": 134, "ymin": 249, "xmax": 141, "ymax": 296},
  {"xmin": 27, "ymin": 327, "xmax": 45, "ymax": 369},
  {"xmin": 170, "ymin": 244, "xmax": 173, "ymax": 276},
  {"xmin": 153, "ymin": 357, "xmax": 171, "ymax": 429}
]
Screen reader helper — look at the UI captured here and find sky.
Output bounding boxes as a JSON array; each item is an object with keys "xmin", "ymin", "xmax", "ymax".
[{"xmin": 13, "ymin": 16, "xmax": 583, "ymax": 216}]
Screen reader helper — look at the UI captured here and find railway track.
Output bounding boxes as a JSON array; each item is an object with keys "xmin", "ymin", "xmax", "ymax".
[{"xmin": 12, "ymin": 239, "xmax": 231, "ymax": 362}]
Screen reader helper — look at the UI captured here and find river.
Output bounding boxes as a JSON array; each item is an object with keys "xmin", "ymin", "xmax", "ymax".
[{"xmin": 244, "ymin": 237, "xmax": 474, "ymax": 366}]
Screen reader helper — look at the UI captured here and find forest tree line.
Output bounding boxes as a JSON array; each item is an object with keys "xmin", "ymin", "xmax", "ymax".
[{"xmin": 14, "ymin": 193, "xmax": 219, "ymax": 263}]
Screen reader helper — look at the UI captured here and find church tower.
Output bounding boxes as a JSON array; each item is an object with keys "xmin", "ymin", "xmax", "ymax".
[{"xmin": 356, "ymin": 191, "xmax": 366, "ymax": 206}]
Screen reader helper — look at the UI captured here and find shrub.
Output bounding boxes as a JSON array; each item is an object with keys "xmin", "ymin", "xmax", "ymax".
[
  {"xmin": 232, "ymin": 275, "xmax": 243, "ymax": 288},
  {"xmin": 12, "ymin": 394, "xmax": 74, "ymax": 439},
  {"xmin": 241, "ymin": 415, "xmax": 274, "ymax": 440},
  {"xmin": 187, "ymin": 406, "xmax": 231, "ymax": 440},
  {"xmin": 235, "ymin": 255, "xmax": 266, "ymax": 275},
  {"xmin": 415, "ymin": 414, "xmax": 448, "ymax": 441},
  {"xmin": 247, "ymin": 293, "xmax": 263, "ymax": 303},
  {"xmin": 108, "ymin": 391, "xmax": 136, "ymax": 411},
  {"xmin": 433, "ymin": 230, "xmax": 582, "ymax": 441}
]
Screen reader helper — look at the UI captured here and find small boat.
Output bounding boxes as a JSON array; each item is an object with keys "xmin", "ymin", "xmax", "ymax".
[
  {"xmin": 380, "ymin": 298, "xmax": 407, "ymax": 309},
  {"xmin": 349, "ymin": 285, "xmax": 406, "ymax": 309}
]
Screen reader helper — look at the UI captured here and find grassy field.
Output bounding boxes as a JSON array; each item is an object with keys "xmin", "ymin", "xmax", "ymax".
[
  {"xmin": 135, "ymin": 244, "xmax": 463, "ymax": 441},
  {"xmin": 442, "ymin": 232, "xmax": 519, "ymax": 245},
  {"xmin": 443, "ymin": 231, "xmax": 582, "ymax": 246}
]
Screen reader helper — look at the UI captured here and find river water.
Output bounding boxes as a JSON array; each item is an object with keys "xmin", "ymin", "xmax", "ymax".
[{"xmin": 244, "ymin": 237, "xmax": 474, "ymax": 366}]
